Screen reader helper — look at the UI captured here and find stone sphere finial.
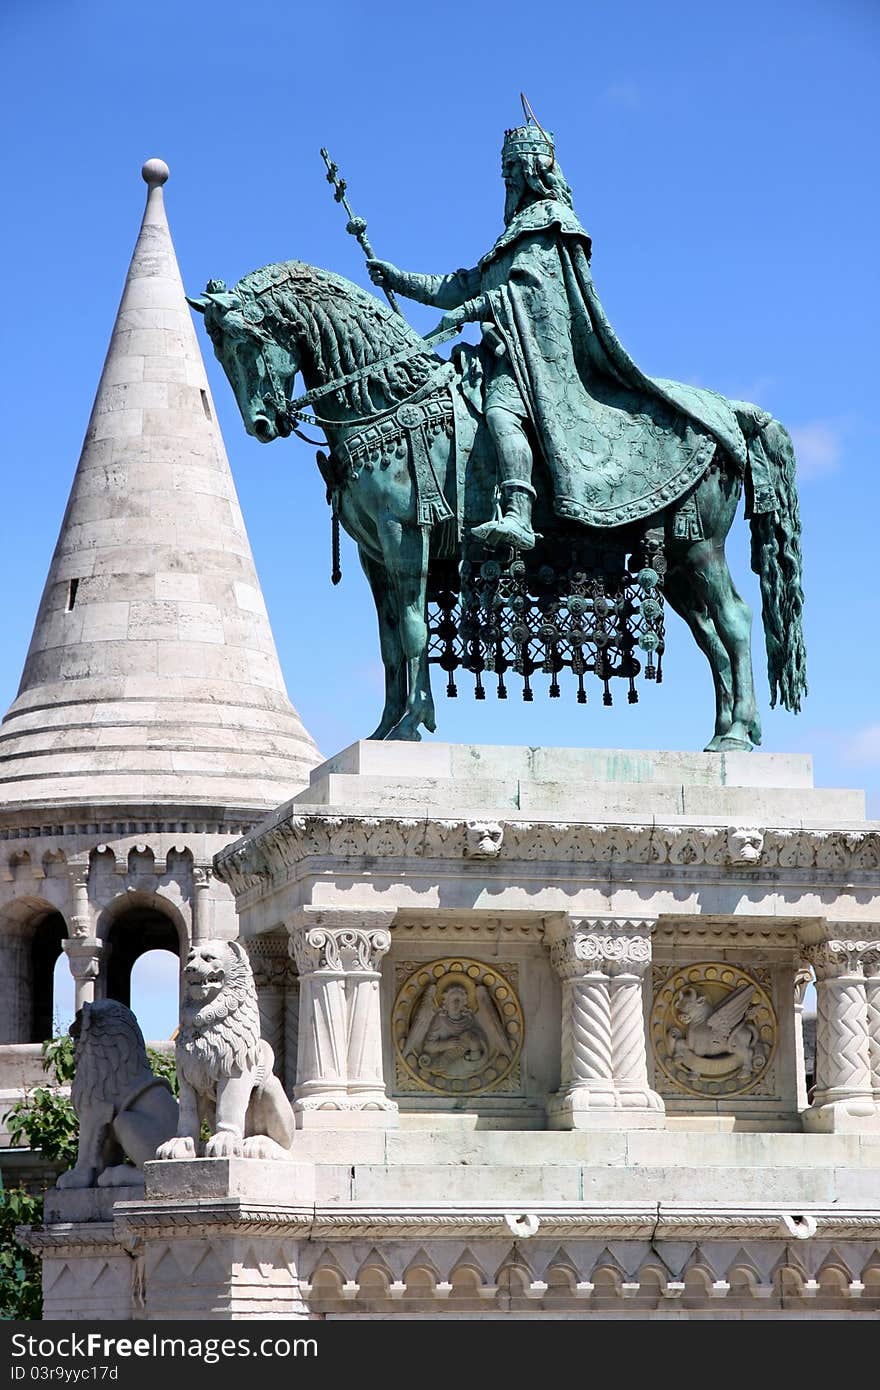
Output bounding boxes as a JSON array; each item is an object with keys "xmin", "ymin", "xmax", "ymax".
[{"xmin": 141, "ymin": 158, "xmax": 170, "ymax": 187}]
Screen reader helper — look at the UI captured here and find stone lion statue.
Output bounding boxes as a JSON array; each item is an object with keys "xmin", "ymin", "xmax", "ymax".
[
  {"xmin": 57, "ymin": 999, "xmax": 179, "ymax": 1189},
  {"xmin": 156, "ymin": 939, "xmax": 295, "ymax": 1161}
]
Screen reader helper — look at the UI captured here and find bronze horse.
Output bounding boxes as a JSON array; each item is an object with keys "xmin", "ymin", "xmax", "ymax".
[{"xmin": 190, "ymin": 260, "xmax": 806, "ymax": 749}]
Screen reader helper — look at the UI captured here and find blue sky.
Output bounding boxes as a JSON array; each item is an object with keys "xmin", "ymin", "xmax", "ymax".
[{"xmin": 1, "ymin": 0, "xmax": 877, "ymax": 1034}]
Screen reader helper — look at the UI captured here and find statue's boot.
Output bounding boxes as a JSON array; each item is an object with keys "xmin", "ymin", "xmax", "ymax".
[{"xmin": 470, "ymin": 485, "xmax": 537, "ymax": 551}]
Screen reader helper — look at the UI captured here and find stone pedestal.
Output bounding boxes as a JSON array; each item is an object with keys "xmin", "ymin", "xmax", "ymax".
[
  {"xmin": 26, "ymin": 742, "xmax": 880, "ymax": 1321},
  {"xmin": 217, "ymin": 741, "xmax": 877, "ymax": 1138}
]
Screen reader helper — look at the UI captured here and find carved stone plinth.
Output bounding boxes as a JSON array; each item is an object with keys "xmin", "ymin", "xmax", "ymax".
[
  {"xmin": 546, "ymin": 918, "xmax": 664, "ymax": 1129},
  {"xmin": 289, "ymin": 911, "xmax": 398, "ymax": 1127}
]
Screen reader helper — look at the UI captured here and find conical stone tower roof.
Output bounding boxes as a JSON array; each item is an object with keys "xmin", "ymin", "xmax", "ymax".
[{"xmin": 0, "ymin": 159, "xmax": 320, "ymax": 810}]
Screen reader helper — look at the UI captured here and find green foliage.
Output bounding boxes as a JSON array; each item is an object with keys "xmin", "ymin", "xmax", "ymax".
[
  {"xmin": 5, "ymin": 1088, "xmax": 78, "ymax": 1168},
  {"xmin": 0, "ymin": 1185, "xmax": 43, "ymax": 1320},
  {"xmin": 146, "ymin": 1047, "xmax": 179, "ymax": 1097},
  {"xmin": 40, "ymin": 1033, "xmax": 76, "ymax": 1086},
  {"xmin": 4, "ymin": 1036, "xmax": 78, "ymax": 1169}
]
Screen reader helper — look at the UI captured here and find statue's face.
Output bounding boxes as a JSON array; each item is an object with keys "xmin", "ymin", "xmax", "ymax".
[
  {"xmin": 443, "ymin": 985, "xmax": 469, "ymax": 1019},
  {"xmin": 502, "ymin": 153, "xmax": 527, "ymax": 223},
  {"xmin": 196, "ymin": 294, "xmax": 300, "ymax": 443},
  {"xmin": 184, "ymin": 944, "xmax": 228, "ymax": 1002}
]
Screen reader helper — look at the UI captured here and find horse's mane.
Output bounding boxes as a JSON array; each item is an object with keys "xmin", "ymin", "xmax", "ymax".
[{"xmin": 236, "ymin": 260, "xmax": 440, "ymax": 416}]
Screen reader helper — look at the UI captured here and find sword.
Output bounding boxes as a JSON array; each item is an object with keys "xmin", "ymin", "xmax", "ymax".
[{"xmin": 320, "ymin": 147, "xmax": 402, "ymax": 316}]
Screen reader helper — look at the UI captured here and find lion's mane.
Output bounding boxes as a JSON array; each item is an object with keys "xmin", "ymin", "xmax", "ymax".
[
  {"xmin": 177, "ymin": 940, "xmax": 262, "ymax": 1095},
  {"xmin": 70, "ymin": 1000, "xmax": 156, "ymax": 1113}
]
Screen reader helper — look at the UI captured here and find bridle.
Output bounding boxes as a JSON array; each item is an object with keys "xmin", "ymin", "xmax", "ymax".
[{"xmin": 248, "ymin": 315, "xmax": 461, "ymax": 443}]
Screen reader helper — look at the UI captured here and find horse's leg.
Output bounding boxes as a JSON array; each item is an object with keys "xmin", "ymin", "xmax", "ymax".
[
  {"xmin": 668, "ymin": 467, "xmax": 761, "ymax": 751},
  {"xmin": 663, "ymin": 551, "xmax": 733, "ymax": 745},
  {"xmin": 359, "ymin": 548, "xmax": 407, "ymax": 740},
  {"xmin": 378, "ymin": 519, "xmax": 435, "ymax": 741}
]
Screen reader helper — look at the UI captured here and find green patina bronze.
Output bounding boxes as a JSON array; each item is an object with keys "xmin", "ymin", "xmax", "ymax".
[{"xmin": 189, "ymin": 110, "xmax": 806, "ymax": 750}]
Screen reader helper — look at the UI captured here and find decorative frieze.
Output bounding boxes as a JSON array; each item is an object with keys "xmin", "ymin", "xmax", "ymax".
[{"xmin": 214, "ymin": 813, "xmax": 880, "ymax": 896}]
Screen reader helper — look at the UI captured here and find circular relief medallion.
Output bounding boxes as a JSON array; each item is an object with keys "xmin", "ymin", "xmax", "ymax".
[
  {"xmin": 650, "ymin": 962, "xmax": 777, "ymax": 1098},
  {"xmin": 396, "ymin": 403, "xmax": 423, "ymax": 430},
  {"xmin": 392, "ymin": 958, "xmax": 524, "ymax": 1095}
]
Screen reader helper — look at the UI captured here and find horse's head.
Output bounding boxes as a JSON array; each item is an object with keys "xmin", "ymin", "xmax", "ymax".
[{"xmin": 188, "ymin": 279, "xmax": 298, "ymax": 442}]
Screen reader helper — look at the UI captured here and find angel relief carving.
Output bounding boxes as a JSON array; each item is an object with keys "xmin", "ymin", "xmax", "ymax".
[{"xmin": 392, "ymin": 959, "xmax": 523, "ymax": 1095}]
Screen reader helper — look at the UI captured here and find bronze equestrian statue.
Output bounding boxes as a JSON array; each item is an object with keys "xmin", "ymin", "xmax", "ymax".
[{"xmin": 188, "ymin": 112, "xmax": 806, "ymax": 750}]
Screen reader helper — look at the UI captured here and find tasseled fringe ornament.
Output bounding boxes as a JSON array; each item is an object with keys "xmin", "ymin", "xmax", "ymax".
[{"xmin": 331, "ymin": 501, "xmax": 342, "ymax": 587}]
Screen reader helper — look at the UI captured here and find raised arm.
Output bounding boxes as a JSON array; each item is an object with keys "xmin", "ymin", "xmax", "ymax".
[{"xmin": 367, "ymin": 260, "xmax": 481, "ymax": 309}]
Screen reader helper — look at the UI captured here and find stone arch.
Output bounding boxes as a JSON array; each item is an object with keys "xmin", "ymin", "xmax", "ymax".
[
  {"xmin": 97, "ymin": 890, "xmax": 188, "ymax": 1012},
  {"xmin": 0, "ymin": 896, "xmax": 68, "ymax": 1043}
]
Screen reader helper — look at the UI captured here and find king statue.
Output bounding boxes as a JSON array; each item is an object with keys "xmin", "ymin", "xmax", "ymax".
[{"xmin": 369, "ymin": 113, "xmax": 749, "ymax": 555}]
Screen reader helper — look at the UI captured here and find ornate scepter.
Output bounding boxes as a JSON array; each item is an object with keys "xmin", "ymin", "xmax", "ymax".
[{"xmin": 320, "ymin": 147, "xmax": 402, "ymax": 315}]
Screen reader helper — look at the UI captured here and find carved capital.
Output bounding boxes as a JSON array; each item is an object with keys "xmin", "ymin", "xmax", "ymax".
[
  {"xmin": 62, "ymin": 937, "xmax": 103, "ymax": 982},
  {"xmin": 548, "ymin": 918, "xmax": 655, "ymax": 981},
  {"xmin": 804, "ymin": 939, "xmax": 880, "ymax": 979},
  {"xmin": 291, "ymin": 926, "xmax": 392, "ymax": 976}
]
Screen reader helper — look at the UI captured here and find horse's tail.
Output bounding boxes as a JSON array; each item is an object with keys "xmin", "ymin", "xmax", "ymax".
[{"xmin": 743, "ymin": 414, "xmax": 808, "ymax": 713}]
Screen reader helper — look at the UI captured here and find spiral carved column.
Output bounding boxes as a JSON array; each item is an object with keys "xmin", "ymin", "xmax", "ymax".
[
  {"xmin": 803, "ymin": 939, "xmax": 879, "ymax": 1133},
  {"xmin": 609, "ymin": 951, "xmax": 664, "ymax": 1113},
  {"xmin": 289, "ymin": 911, "xmax": 398, "ymax": 1127},
  {"xmin": 547, "ymin": 917, "xmax": 664, "ymax": 1130}
]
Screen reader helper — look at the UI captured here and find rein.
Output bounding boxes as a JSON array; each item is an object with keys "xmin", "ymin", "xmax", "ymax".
[{"xmin": 258, "ymin": 319, "xmax": 461, "ymax": 440}]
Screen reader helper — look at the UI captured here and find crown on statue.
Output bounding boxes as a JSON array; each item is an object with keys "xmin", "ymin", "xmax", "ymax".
[{"xmin": 502, "ymin": 122, "xmax": 555, "ymax": 162}]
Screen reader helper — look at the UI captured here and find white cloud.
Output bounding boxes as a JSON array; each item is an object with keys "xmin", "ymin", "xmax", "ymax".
[
  {"xmin": 789, "ymin": 420, "xmax": 843, "ymax": 479},
  {"xmin": 843, "ymin": 724, "xmax": 880, "ymax": 764}
]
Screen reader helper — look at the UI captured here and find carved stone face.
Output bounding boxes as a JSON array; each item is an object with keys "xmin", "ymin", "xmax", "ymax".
[
  {"xmin": 183, "ymin": 944, "xmax": 227, "ymax": 1003},
  {"xmin": 441, "ymin": 984, "xmax": 470, "ymax": 1020}
]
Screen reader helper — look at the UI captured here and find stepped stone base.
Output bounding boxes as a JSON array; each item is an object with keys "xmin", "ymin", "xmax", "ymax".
[{"xmin": 25, "ymin": 1137, "xmax": 880, "ymax": 1318}]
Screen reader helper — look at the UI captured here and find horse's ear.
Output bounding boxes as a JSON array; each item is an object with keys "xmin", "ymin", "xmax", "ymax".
[{"xmin": 186, "ymin": 295, "xmax": 209, "ymax": 313}]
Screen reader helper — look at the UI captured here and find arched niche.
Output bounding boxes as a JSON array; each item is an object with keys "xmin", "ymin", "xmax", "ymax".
[
  {"xmin": 0, "ymin": 897, "xmax": 68, "ymax": 1043},
  {"xmin": 98, "ymin": 891, "xmax": 187, "ymax": 1012}
]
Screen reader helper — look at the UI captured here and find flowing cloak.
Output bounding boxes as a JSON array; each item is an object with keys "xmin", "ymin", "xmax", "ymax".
[{"xmin": 477, "ymin": 200, "xmax": 780, "ymax": 527}]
